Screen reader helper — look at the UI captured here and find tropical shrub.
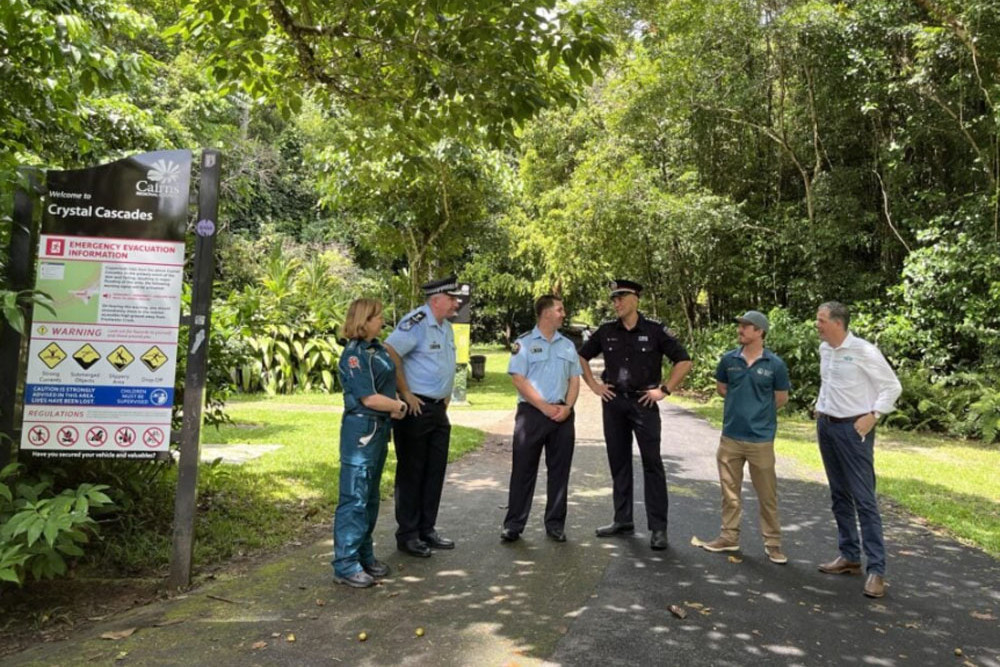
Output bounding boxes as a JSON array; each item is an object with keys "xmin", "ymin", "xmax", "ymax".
[
  {"xmin": 0, "ymin": 464, "xmax": 114, "ymax": 586},
  {"xmin": 215, "ymin": 239, "xmax": 362, "ymax": 394}
]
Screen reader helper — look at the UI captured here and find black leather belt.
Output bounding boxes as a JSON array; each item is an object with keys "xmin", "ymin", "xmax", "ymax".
[
  {"xmin": 817, "ymin": 412, "xmax": 866, "ymax": 423},
  {"xmin": 415, "ymin": 394, "xmax": 446, "ymax": 405}
]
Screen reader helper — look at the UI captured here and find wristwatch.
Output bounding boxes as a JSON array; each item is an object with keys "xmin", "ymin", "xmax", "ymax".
[{"xmin": 659, "ymin": 384, "xmax": 672, "ymax": 395}]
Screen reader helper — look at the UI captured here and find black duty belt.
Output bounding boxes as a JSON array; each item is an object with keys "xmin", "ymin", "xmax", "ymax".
[
  {"xmin": 816, "ymin": 412, "xmax": 867, "ymax": 424},
  {"xmin": 415, "ymin": 394, "xmax": 446, "ymax": 405},
  {"xmin": 617, "ymin": 388, "xmax": 654, "ymax": 398}
]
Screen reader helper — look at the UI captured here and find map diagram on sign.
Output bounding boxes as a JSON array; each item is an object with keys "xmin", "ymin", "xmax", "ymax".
[{"xmin": 36, "ymin": 263, "xmax": 101, "ymax": 322}]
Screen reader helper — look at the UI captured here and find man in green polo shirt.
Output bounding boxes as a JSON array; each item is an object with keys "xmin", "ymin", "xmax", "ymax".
[{"xmin": 699, "ymin": 310, "xmax": 791, "ymax": 564}]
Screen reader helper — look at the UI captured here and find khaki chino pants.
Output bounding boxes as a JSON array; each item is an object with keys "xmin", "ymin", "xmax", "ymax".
[{"xmin": 716, "ymin": 435, "xmax": 781, "ymax": 547}]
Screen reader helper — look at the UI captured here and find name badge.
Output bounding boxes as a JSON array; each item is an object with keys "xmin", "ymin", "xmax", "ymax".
[
  {"xmin": 638, "ymin": 335, "xmax": 649, "ymax": 342},
  {"xmin": 430, "ymin": 342, "xmax": 442, "ymax": 350},
  {"xmin": 530, "ymin": 346, "xmax": 544, "ymax": 354}
]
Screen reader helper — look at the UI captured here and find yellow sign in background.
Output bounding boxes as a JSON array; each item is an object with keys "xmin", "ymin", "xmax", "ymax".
[{"xmin": 453, "ymin": 323, "xmax": 470, "ymax": 364}]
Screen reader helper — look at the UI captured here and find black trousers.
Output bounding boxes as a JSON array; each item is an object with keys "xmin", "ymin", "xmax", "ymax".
[
  {"xmin": 503, "ymin": 403, "xmax": 576, "ymax": 533},
  {"xmin": 392, "ymin": 401, "xmax": 450, "ymax": 543},
  {"xmin": 603, "ymin": 394, "xmax": 668, "ymax": 530}
]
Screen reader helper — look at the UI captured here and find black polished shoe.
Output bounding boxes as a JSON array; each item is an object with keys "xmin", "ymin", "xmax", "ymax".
[
  {"xmin": 650, "ymin": 530, "xmax": 668, "ymax": 550},
  {"xmin": 500, "ymin": 528, "xmax": 521, "ymax": 543},
  {"xmin": 362, "ymin": 559, "xmax": 391, "ymax": 578},
  {"xmin": 398, "ymin": 538, "xmax": 432, "ymax": 558},
  {"xmin": 421, "ymin": 530, "xmax": 455, "ymax": 550},
  {"xmin": 546, "ymin": 528, "xmax": 567, "ymax": 543},
  {"xmin": 595, "ymin": 521, "xmax": 635, "ymax": 537}
]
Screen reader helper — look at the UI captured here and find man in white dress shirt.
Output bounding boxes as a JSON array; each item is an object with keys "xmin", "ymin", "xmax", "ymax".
[{"xmin": 814, "ymin": 301, "xmax": 902, "ymax": 599}]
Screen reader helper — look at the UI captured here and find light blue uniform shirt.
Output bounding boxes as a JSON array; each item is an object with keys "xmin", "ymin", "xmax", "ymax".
[
  {"xmin": 508, "ymin": 327, "xmax": 582, "ymax": 404},
  {"xmin": 385, "ymin": 303, "xmax": 456, "ymax": 400}
]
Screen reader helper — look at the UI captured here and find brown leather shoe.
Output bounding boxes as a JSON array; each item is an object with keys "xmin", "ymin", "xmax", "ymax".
[
  {"xmin": 818, "ymin": 556, "xmax": 862, "ymax": 575},
  {"xmin": 863, "ymin": 574, "xmax": 886, "ymax": 598},
  {"xmin": 764, "ymin": 545, "xmax": 788, "ymax": 564}
]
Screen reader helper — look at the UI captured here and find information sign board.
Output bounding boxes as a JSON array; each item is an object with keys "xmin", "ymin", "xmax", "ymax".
[{"xmin": 21, "ymin": 150, "xmax": 191, "ymax": 459}]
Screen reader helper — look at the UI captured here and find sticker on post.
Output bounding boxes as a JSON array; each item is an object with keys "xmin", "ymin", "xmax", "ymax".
[{"xmin": 195, "ymin": 219, "xmax": 215, "ymax": 237}]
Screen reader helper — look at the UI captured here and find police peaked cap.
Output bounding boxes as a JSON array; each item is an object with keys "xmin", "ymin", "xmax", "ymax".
[
  {"xmin": 609, "ymin": 279, "xmax": 642, "ymax": 297},
  {"xmin": 422, "ymin": 275, "xmax": 463, "ymax": 296}
]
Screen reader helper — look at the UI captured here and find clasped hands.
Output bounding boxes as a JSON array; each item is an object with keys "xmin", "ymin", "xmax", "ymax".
[{"xmin": 543, "ymin": 403, "xmax": 573, "ymax": 422}]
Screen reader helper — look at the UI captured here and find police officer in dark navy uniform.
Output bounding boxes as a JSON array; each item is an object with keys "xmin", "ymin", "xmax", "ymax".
[
  {"xmin": 385, "ymin": 276, "xmax": 462, "ymax": 558},
  {"xmin": 578, "ymin": 280, "xmax": 692, "ymax": 550}
]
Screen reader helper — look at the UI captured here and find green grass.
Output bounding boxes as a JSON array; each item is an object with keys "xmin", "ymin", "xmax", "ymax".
[
  {"xmin": 96, "ymin": 358, "xmax": 507, "ymax": 575},
  {"xmin": 454, "ymin": 349, "xmax": 519, "ymax": 410},
  {"xmin": 669, "ymin": 395, "xmax": 1000, "ymax": 558},
  {"xmin": 183, "ymin": 400, "xmax": 484, "ymax": 566}
]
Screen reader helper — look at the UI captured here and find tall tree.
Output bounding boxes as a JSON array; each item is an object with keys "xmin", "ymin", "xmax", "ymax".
[{"xmin": 167, "ymin": 0, "xmax": 614, "ymax": 147}]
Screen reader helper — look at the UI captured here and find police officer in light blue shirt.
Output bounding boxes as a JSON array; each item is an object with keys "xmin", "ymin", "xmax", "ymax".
[
  {"xmin": 500, "ymin": 294, "xmax": 582, "ymax": 544},
  {"xmin": 384, "ymin": 276, "xmax": 462, "ymax": 557}
]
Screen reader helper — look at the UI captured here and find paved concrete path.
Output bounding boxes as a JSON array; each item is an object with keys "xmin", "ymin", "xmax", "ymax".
[{"xmin": 8, "ymin": 391, "xmax": 999, "ymax": 666}]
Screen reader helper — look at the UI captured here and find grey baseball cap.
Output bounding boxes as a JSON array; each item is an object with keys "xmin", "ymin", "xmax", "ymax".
[{"xmin": 736, "ymin": 310, "xmax": 769, "ymax": 333}]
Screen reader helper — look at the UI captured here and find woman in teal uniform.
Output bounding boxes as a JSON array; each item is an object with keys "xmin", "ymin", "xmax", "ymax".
[{"xmin": 333, "ymin": 299, "xmax": 408, "ymax": 588}]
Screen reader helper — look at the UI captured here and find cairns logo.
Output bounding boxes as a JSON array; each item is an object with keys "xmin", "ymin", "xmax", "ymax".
[{"xmin": 136, "ymin": 159, "xmax": 183, "ymax": 197}]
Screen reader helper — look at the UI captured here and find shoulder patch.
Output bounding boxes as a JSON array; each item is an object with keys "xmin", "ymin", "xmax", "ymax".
[
  {"xmin": 400, "ymin": 311, "xmax": 426, "ymax": 331},
  {"xmin": 511, "ymin": 341, "xmax": 521, "ymax": 355},
  {"xmin": 663, "ymin": 325, "xmax": 678, "ymax": 338},
  {"xmin": 348, "ymin": 356, "xmax": 361, "ymax": 369}
]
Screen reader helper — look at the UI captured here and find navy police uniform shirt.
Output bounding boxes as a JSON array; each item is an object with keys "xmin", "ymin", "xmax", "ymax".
[
  {"xmin": 579, "ymin": 313, "xmax": 690, "ymax": 391},
  {"xmin": 385, "ymin": 303, "xmax": 456, "ymax": 399},
  {"xmin": 339, "ymin": 338, "xmax": 398, "ymax": 417},
  {"xmin": 715, "ymin": 347, "xmax": 790, "ymax": 442},
  {"xmin": 508, "ymin": 327, "xmax": 582, "ymax": 404}
]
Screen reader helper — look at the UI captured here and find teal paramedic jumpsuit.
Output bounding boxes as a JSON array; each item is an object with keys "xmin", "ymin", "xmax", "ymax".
[{"xmin": 332, "ymin": 338, "xmax": 397, "ymax": 578}]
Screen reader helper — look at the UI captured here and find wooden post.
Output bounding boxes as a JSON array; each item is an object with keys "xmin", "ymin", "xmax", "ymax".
[
  {"xmin": 168, "ymin": 150, "xmax": 220, "ymax": 588},
  {"xmin": 0, "ymin": 169, "xmax": 39, "ymax": 470}
]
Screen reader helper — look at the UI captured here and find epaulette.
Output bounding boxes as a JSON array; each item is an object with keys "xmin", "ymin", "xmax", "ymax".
[
  {"xmin": 646, "ymin": 317, "xmax": 663, "ymax": 326},
  {"xmin": 516, "ymin": 330, "xmax": 531, "ymax": 339},
  {"xmin": 599, "ymin": 319, "xmax": 616, "ymax": 326},
  {"xmin": 399, "ymin": 311, "xmax": 426, "ymax": 331}
]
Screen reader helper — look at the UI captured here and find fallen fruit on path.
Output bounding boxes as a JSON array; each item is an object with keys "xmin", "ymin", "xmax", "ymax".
[
  {"xmin": 954, "ymin": 648, "xmax": 963, "ymax": 656},
  {"xmin": 358, "ymin": 632, "xmax": 368, "ymax": 642},
  {"xmin": 415, "ymin": 627, "xmax": 425, "ymax": 637}
]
